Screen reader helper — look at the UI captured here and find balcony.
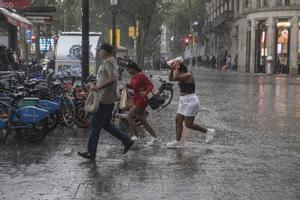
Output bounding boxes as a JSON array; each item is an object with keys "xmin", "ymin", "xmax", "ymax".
[{"xmin": 212, "ymin": 11, "xmax": 233, "ymax": 28}]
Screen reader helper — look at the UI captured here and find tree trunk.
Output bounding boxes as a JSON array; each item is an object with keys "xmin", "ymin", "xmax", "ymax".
[{"xmin": 136, "ymin": 0, "xmax": 157, "ymax": 69}]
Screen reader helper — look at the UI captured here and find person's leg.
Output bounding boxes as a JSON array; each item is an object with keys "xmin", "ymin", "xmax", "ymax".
[
  {"xmin": 98, "ymin": 104, "xmax": 134, "ymax": 152},
  {"xmin": 127, "ymin": 105, "xmax": 141, "ymax": 137},
  {"xmin": 175, "ymin": 114, "xmax": 185, "ymax": 141},
  {"xmin": 138, "ymin": 109, "xmax": 157, "ymax": 138},
  {"xmin": 167, "ymin": 113, "xmax": 184, "ymax": 148},
  {"xmin": 104, "ymin": 123, "xmax": 132, "ymax": 145},
  {"xmin": 184, "ymin": 116, "xmax": 207, "ymax": 133},
  {"xmin": 184, "ymin": 116, "xmax": 217, "ymax": 144},
  {"xmin": 92, "ymin": 104, "xmax": 134, "ymax": 154},
  {"xmin": 104, "ymin": 121, "xmax": 135, "ymax": 154},
  {"xmin": 87, "ymin": 106, "xmax": 105, "ymax": 155}
]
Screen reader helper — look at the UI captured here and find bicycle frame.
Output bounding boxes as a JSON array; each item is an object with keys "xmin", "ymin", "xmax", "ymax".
[{"xmin": 0, "ymin": 100, "xmax": 49, "ymax": 130}]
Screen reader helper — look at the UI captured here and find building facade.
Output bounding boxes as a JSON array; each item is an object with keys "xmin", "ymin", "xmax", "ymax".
[{"xmin": 203, "ymin": 0, "xmax": 300, "ymax": 75}]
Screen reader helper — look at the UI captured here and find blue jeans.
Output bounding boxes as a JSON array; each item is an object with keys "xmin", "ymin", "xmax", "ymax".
[{"xmin": 88, "ymin": 104, "xmax": 131, "ymax": 154}]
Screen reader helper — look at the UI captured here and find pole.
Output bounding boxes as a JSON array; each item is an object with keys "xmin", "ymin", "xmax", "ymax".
[
  {"xmin": 82, "ymin": 0, "xmax": 89, "ymax": 83},
  {"xmin": 36, "ymin": 24, "xmax": 40, "ymax": 59},
  {"xmin": 112, "ymin": 5, "xmax": 117, "ymax": 56},
  {"xmin": 188, "ymin": 0, "xmax": 193, "ymax": 69},
  {"xmin": 133, "ymin": 37, "xmax": 137, "ymax": 61}
]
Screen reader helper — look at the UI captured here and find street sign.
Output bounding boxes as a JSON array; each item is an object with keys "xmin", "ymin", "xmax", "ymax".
[
  {"xmin": 26, "ymin": 29, "xmax": 32, "ymax": 43},
  {"xmin": 0, "ymin": 0, "xmax": 31, "ymax": 9},
  {"xmin": 26, "ymin": 15, "xmax": 53, "ymax": 24}
]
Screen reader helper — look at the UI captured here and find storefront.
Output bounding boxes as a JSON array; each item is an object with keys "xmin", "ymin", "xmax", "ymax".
[{"xmin": 0, "ymin": 8, "xmax": 32, "ymax": 50}]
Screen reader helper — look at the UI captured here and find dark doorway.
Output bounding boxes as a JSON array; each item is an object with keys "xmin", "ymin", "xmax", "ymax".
[{"xmin": 255, "ymin": 21, "xmax": 267, "ymax": 73}]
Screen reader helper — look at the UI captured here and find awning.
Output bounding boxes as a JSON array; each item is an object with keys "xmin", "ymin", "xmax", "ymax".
[{"xmin": 0, "ymin": 8, "xmax": 32, "ymax": 29}]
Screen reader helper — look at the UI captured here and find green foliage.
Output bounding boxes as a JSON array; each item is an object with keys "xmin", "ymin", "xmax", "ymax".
[
  {"xmin": 165, "ymin": 0, "xmax": 205, "ymax": 37},
  {"xmin": 163, "ymin": 0, "xmax": 206, "ymax": 56},
  {"xmin": 29, "ymin": 0, "xmax": 205, "ymax": 64}
]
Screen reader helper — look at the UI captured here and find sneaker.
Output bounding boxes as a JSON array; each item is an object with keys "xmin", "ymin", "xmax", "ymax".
[
  {"xmin": 78, "ymin": 152, "xmax": 96, "ymax": 161},
  {"xmin": 123, "ymin": 139, "xmax": 134, "ymax": 154},
  {"xmin": 146, "ymin": 137, "xmax": 160, "ymax": 146},
  {"xmin": 166, "ymin": 140, "xmax": 181, "ymax": 149},
  {"xmin": 205, "ymin": 128, "xmax": 216, "ymax": 144},
  {"xmin": 131, "ymin": 135, "xmax": 139, "ymax": 141}
]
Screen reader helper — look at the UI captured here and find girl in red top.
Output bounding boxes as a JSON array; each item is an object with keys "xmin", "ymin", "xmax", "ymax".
[{"xmin": 125, "ymin": 60, "xmax": 159, "ymax": 146}]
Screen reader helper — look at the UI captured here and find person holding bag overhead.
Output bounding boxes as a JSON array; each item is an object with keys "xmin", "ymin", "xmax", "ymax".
[
  {"xmin": 167, "ymin": 58, "xmax": 216, "ymax": 148},
  {"xmin": 124, "ymin": 60, "xmax": 159, "ymax": 146},
  {"xmin": 78, "ymin": 43, "xmax": 134, "ymax": 161}
]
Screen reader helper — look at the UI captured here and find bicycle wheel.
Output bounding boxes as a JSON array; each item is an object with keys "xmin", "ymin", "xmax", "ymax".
[
  {"xmin": 45, "ymin": 113, "xmax": 59, "ymax": 133},
  {"xmin": 75, "ymin": 103, "xmax": 90, "ymax": 128},
  {"xmin": 49, "ymin": 84, "xmax": 62, "ymax": 98},
  {"xmin": 16, "ymin": 118, "xmax": 48, "ymax": 142},
  {"xmin": 160, "ymin": 89, "xmax": 173, "ymax": 108},
  {"xmin": 61, "ymin": 96, "xmax": 76, "ymax": 127}
]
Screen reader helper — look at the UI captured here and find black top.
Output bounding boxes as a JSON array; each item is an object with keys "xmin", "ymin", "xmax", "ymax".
[{"xmin": 178, "ymin": 78, "xmax": 195, "ymax": 94}]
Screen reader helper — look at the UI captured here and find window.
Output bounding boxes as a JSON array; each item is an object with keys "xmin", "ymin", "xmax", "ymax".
[
  {"xmin": 257, "ymin": 0, "xmax": 261, "ymax": 8},
  {"xmin": 284, "ymin": 0, "xmax": 290, "ymax": 6},
  {"xmin": 262, "ymin": 0, "xmax": 268, "ymax": 8},
  {"xmin": 244, "ymin": 0, "xmax": 249, "ymax": 8}
]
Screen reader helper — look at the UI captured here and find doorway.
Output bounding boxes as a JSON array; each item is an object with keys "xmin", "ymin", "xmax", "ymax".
[
  {"xmin": 274, "ymin": 19, "xmax": 291, "ymax": 74},
  {"xmin": 255, "ymin": 20, "xmax": 267, "ymax": 73},
  {"xmin": 246, "ymin": 21, "xmax": 251, "ymax": 73}
]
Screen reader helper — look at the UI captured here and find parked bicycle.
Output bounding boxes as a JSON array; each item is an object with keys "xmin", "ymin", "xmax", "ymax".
[
  {"xmin": 0, "ymin": 92, "xmax": 49, "ymax": 142},
  {"xmin": 157, "ymin": 76, "xmax": 174, "ymax": 108}
]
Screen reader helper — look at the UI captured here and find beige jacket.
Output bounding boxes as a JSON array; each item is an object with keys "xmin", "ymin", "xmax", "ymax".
[{"xmin": 96, "ymin": 56, "xmax": 118, "ymax": 104}]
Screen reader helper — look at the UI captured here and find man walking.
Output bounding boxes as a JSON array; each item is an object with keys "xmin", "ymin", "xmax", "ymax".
[{"xmin": 78, "ymin": 43, "xmax": 134, "ymax": 161}]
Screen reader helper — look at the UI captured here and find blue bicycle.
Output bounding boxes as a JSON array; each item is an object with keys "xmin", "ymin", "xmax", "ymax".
[{"xmin": 0, "ymin": 93, "xmax": 49, "ymax": 142}]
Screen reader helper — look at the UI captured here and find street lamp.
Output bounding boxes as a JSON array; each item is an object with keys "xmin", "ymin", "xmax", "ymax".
[
  {"xmin": 82, "ymin": 0, "xmax": 89, "ymax": 83},
  {"xmin": 188, "ymin": 0, "xmax": 193, "ymax": 69},
  {"xmin": 110, "ymin": 0, "xmax": 118, "ymax": 56}
]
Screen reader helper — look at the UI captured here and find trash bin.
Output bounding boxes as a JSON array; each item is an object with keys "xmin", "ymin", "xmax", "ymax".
[{"xmin": 266, "ymin": 56, "xmax": 273, "ymax": 75}]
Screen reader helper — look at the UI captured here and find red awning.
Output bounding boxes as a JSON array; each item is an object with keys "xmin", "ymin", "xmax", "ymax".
[{"xmin": 0, "ymin": 8, "xmax": 32, "ymax": 29}]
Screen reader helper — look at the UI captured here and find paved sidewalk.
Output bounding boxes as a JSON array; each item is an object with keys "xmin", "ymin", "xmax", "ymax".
[{"xmin": 0, "ymin": 68, "xmax": 299, "ymax": 200}]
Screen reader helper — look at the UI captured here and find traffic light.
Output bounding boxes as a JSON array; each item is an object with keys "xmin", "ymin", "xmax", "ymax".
[
  {"xmin": 31, "ymin": 35, "xmax": 35, "ymax": 43},
  {"xmin": 184, "ymin": 37, "xmax": 189, "ymax": 46}
]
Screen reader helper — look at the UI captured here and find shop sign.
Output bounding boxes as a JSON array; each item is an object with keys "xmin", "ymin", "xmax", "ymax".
[
  {"xmin": 26, "ymin": 15, "xmax": 53, "ymax": 24},
  {"xmin": 0, "ymin": 0, "xmax": 31, "ymax": 9}
]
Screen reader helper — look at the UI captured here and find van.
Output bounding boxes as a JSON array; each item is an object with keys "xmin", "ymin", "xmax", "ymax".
[{"xmin": 55, "ymin": 32, "xmax": 102, "ymax": 77}]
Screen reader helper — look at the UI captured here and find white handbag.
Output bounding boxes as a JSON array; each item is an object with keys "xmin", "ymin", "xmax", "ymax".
[{"xmin": 84, "ymin": 91, "xmax": 99, "ymax": 113}]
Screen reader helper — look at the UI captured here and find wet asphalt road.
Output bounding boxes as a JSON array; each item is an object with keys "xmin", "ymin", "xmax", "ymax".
[{"xmin": 0, "ymin": 67, "xmax": 299, "ymax": 200}]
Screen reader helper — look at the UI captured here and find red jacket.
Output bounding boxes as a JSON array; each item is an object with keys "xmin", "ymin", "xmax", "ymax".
[{"xmin": 128, "ymin": 72, "xmax": 153, "ymax": 108}]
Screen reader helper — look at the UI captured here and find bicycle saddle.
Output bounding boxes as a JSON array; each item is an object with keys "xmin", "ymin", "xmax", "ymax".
[
  {"xmin": 11, "ymin": 92, "xmax": 24, "ymax": 101},
  {"xmin": 16, "ymin": 86, "xmax": 25, "ymax": 91}
]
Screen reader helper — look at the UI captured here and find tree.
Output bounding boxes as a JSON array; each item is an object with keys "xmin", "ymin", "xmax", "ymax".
[
  {"xmin": 117, "ymin": 0, "xmax": 164, "ymax": 67},
  {"xmin": 28, "ymin": 0, "xmax": 173, "ymax": 67},
  {"xmin": 164, "ymin": 0, "xmax": 206, "ymax": 56}
]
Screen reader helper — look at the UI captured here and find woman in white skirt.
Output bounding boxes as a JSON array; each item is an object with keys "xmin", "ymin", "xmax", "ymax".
[{"xmin": 166, "ymin": 60, "xmax": 216, "ymax": 148}]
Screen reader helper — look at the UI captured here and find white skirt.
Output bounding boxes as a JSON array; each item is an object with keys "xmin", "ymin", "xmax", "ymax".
[{"xmin": 177, "ymin": 93, "xmax": 200, "ymax": 117}]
